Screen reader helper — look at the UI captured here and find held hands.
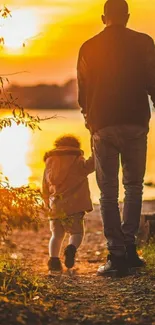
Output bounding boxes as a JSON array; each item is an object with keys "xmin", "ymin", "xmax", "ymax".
[{"xmin": 83, "ymin": 114, "xmax": 89, "ymax": 130}]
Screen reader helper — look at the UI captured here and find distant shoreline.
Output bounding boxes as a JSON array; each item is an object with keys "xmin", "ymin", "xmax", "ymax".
[{"xmin": 4, "ymin": 79, "xmax": 79, "ymax": 110}]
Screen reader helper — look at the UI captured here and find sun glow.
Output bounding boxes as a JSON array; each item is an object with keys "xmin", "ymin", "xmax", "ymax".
[
  {"xmin": 0, "ymin": 123, "xmax": 31, "ymax": 187},
  {"xmin": 0, "ymin": 8, "xmax": 38, "ymax": 50}
]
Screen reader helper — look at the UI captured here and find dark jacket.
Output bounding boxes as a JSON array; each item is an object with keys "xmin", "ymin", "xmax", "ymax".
[{"xmin": 77, "ymin": 25, "xmax": 155, "ymax": 133}]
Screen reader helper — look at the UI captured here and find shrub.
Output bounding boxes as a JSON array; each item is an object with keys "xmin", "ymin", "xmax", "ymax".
[{"xmin": 0, "ymin": 175, "xmax": 45, "ymax": 240}]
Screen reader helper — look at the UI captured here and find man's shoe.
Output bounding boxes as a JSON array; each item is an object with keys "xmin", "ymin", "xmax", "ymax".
[
  {"xmin": 64, "ymin": 244, "xmax": 77, "ymax": 269},
  {"xmin": 48, "ymin": 257, "xmax": 62, "ymax": 272},
  {"xmin": 126, "ymin": 244, "xmax": 146, "ymax": 268},
  {"xmin": 97, "ymin": 254, "xmax": 129, "ymax": 277}
]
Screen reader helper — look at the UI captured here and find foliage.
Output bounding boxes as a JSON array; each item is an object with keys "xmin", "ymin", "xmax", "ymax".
[
  {"xmin": 143, "ymin": 239, "xmax": 155, "ymax": 267},
  {"xmin": 0, "ymin": 7, "xmax": 42, "ymax": 131},
  {"xmin": 0, "ymin": 77, "xmax": 42, "ymax": 131},
  {"xmin": 0, "ymin": 6, "xmax": 11, "ymax": 19},
  {"xmin": 0, "ymin": 174, "xmax": 45, "ymax": 240},
  {"xmin": 0, "ymin": 5, "xmax": 51, "ymax": 241},
  {"xmin": 0, "ymin": 257, "xmax": 42, "ymax": 305}
]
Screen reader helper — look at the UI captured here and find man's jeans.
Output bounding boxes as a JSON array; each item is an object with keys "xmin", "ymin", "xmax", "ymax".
[{"xmin": 93, "ymin": 125, "xmax": 148, "ymax": 256}]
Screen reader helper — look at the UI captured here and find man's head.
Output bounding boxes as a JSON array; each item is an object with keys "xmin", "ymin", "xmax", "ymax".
[{"xmin": 102, "ymin": 0, "xmax": 130, "ymax": 26}]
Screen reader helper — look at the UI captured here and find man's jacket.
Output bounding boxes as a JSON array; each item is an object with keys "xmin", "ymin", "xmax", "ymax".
[{"xmin": 77, "ymin": 25, "xmax": 155, "ymax": 133}]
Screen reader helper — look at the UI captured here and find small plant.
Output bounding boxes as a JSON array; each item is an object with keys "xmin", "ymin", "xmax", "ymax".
[
  {"xmin": 0, "ymin": 174, "xmax": 45, "ymax": 241},
  {"xmin": 142, "ymin": 239, "xmax": 155, "ymax": 267},
  {"xmin": 0, "ymin": 256, "xmax": 42, "ymax": 304}
]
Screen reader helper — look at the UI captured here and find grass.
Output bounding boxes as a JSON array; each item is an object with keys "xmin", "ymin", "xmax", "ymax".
[
  {"xmin": 0, "ymin": 256, "xmax": 43, "ymax": 305},
  {"xmin": 142, "ymin": 239, "xmax": 155, "ymax": 268}
]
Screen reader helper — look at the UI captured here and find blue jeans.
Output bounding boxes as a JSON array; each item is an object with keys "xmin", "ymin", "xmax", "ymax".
[{"xmin": 93, "ymin": 125, "xmax": 148, "ymax": 255}]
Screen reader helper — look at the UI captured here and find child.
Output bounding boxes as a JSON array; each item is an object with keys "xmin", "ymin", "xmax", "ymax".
[{"xmin": 42, "ymin": 134, "xmax": 94, "ymax": 272}]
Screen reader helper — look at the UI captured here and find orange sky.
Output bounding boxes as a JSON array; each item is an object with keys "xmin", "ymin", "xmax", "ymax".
[{"xmin": 1, "ymin": 0, "xmax": 155, "ymax": 85}]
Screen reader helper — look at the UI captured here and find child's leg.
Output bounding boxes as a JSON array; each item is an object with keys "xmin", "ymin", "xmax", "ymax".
[
  {"xmin": 69, "ymin": 217, "xmax": 84, "ymax": 249},
  {"xmin": 69, "ymin": 234, "xmax": 83, "ymax": 248},
  {"xmin": 64, "ymin": 216, "xmax": 84, "ymax": 269},
  {"xmin": 49, "ymin": 220, "xmax": 65, "ymax": 257}
]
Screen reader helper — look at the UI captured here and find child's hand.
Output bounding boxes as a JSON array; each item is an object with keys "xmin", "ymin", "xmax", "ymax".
[{"xmin": 84, "ymin": 114, "xmax": 89, "ymax": 130}]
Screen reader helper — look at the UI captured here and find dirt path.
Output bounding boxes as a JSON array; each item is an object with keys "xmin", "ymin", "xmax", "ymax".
[
  {"xmin": 5, "ymin": 206, "xmax": 105, "ymax": 273},
  {"xmin": 1, "ymin": 206, "xmax": 155, "ymax": 325}
]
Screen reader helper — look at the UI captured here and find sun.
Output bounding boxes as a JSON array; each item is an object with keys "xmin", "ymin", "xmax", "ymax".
[{"xmin": 0, "ymin": 8, "xmax": 38, "ymax": 50}]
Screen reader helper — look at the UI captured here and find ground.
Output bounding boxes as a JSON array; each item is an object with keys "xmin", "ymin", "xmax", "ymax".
[{"xmin": 0, "ymin": 205, "xmax": 155, "ymax": 325}]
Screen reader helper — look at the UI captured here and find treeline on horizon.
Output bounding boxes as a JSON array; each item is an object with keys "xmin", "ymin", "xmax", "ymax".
[{"xmin": 6, "ymin": 79, "xmax": 79, "ymax": 110}]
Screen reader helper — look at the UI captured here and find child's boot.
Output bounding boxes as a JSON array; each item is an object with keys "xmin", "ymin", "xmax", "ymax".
[
  {"xmin": 64, "ymin": 244, "xmax": 77, "ymax": 269},
  {"xmin": 48, "ymin": 257, "xmax": 62, "ymax": 272}
]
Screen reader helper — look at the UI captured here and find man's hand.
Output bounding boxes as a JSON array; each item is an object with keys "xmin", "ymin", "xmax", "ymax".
[{"xmin": 83, "ymin": 113, "xmax": 89, "ymax": 130}]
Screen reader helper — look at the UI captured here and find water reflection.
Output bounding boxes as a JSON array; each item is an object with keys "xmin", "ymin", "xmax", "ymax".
[
  {"xmin": 0, "ymin": 123, "xmax": 31, "ymax": 187},
  {"xmin": 1, "ymin": 109, "xmax": 155, "ymax": 202}
]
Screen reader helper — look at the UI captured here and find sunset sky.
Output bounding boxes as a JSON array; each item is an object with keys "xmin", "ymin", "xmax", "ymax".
[{"xmin": 1, "ymin": 0, "xmax": 155, "ymax": 85}]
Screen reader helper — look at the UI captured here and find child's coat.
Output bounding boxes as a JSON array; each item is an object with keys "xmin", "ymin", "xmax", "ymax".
[{"xmin": 42, "ymin": 146, "xmax": 94, "ymax": 218}]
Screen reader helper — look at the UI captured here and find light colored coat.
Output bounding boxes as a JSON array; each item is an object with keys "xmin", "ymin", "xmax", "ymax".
[{"xmin": 42, "ymin": 146, "xmax": 94, "ymax": 218}]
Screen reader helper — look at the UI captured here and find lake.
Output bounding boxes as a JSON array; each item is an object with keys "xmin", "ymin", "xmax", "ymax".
[{"xmin": 0, "ymin": 109, "xmax": 155, "ymax": 203}]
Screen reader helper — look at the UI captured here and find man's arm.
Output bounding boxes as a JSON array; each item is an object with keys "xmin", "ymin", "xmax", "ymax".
[
  {"xmin": 77, "ymin": 46, "xmax": 87, "ymax": 116},
  {"xmin": 146, "ymin": 37, "xmax": 155, "ymax": 106}
]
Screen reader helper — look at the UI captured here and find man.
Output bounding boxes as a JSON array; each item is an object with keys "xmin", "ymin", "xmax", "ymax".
[{"xmin": 77, "ymin": 0, "xmax": 155, "ymax": 276}]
